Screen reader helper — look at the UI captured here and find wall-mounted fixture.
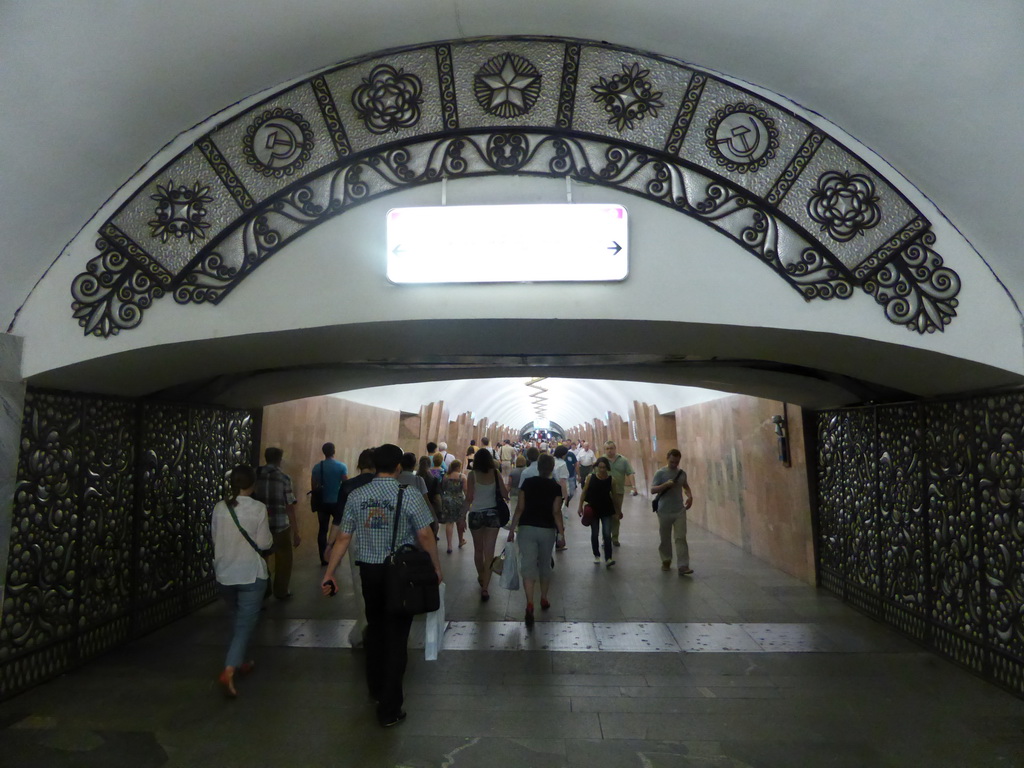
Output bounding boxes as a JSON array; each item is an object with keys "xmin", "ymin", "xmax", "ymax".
[{"xmin": 771, "ymin": 412, "xmax": 791, "ymax": 466}]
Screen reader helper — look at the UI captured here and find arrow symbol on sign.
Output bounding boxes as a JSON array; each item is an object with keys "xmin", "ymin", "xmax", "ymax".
[
  {"xmin": 607, "ymin": 241, "xmax": 622, "ymax": 255},
  {"xmin": 392, "ymin": 244, "xmax": 406, "ymax": 256}
]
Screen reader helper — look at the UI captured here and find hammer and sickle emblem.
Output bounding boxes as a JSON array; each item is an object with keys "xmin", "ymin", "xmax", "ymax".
[
  {"xmin": 261, "ymin": 120, "xmax": 301, "ymax": 161},
  {"xmin": 716, "ymin": 115, "xmax": 763, "ymax": 161}
]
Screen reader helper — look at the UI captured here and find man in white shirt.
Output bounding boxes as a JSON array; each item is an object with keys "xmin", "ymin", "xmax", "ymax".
[
  {"xmin": 438, "ymin": 442, "xmax": 457, "ymax": 468},
  {"xmin": 498, "ymin": 439, "xmax": 517, "ymax": 482},
  {"xmin": 575, "ymin": 441, "xmax": 596, "ymax": 484}
]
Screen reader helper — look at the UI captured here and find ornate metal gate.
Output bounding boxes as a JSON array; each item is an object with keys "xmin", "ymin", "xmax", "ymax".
[
  {"xmin": 0, "ymin": 389, "xmax": 256, "ymax": 699},
  {"xmin": 816, "ymin": 394, "xmax": 1024, "ymax": 696}
]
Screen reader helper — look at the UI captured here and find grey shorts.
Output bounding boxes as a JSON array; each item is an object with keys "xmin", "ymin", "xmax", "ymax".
[{"xmin": 467, "ymin": 508, "xmax": 501, "ymax": 530}]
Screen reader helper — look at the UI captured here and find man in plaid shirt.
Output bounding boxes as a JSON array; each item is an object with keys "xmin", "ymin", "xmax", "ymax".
[
  {"xmin": 321, "ymin": 443, "xmax": 441, "ymax": 728},
  {"xmin": 253, "ymin": 447, "xmax": 299, "ymax": 599}
]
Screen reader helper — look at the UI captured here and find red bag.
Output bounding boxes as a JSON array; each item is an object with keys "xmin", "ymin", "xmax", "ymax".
[{"xmin": 580, "ymin": 504, "xmax": 595, "ymax": 527}]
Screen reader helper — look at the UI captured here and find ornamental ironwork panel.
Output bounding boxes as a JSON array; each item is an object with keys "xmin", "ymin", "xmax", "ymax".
[
  {"xmin": 975, "ymin": 395, "xmax": 1024, "ymax": 663},
  {"xmin": 186, "ymin": 407, "xmax": 221, "ymax": 593},
  {"xmin": 2, "ymin": 392, "xmax": 82, "ymax": 664},
  {"xmin": 184, "ymin": 407, "xmax": 252, "ymax": 603},
  {"xmin": 815, "ymin": 397, "xmax": 1024, "ymax": 697},
  {"xmin": 843, "ymin": 409, "xmax": 879, "ymax": 606},
  {"xmin": 815, "ymin": 410, "xmax": 846, "ymax": 593},
  {"xmin": 1, "ymin": 389, "xmax": 255, "ymax": 701},
  {"xmin": 135, "ymin": 403, "xmax": 189, "ymax": 630},
  {"xmin": 926, "ymin": 400, "xmax": 985, "ymax": 666},
  {"xmin": 1, "ymin": 392, "xmax": 83, "ymax": 700},
  {"xmin": 71, "ymin": 37, "xmax": 961, "ymax": 338},
  {"xmin": 76, "ymin": 397, "xmax": 135, "ymax": 659},
  {"xmin": 877, "ymin": 404, "xmax": 927, "ymax": 621}
]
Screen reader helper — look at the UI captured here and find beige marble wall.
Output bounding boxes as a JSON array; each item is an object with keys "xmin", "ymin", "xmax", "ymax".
[
  {"xmin": 0, "ymin": 334, "xmax": 25, "ymax": 620},
  {"xmin": 260, "ymin": 396, "xmax": 402, "ymax": 543},
  {"xmin": 674, "ymin": 396, "xmax": 814, "ymax": 584},
  {"xmin": 260, "ymin": 396, "xmax": 515, "ymax": 544}
]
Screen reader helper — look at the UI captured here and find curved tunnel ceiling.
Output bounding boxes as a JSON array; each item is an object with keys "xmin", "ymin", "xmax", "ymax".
[{"xmin": 333, "ymin": 377, "xmax": 733, "ymax": 430}]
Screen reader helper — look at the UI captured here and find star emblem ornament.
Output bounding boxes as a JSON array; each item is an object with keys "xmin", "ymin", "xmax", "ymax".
[{"xmin": 474, "ymin": 53, "xmax": 542, "ymax": 119}]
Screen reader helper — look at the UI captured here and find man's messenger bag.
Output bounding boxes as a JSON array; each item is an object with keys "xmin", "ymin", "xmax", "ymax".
[{"xmin": 385, "ymin": 487, "xmax": 440, "ymax": 615}]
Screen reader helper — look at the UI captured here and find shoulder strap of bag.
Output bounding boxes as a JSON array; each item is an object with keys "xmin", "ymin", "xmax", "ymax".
[
  {"xmin": 226, "ymin": 501, "xmax": 263, "ymax": 554},
  {"xmin": 389, "ymin": 485, "xmax": 407, "ymax": 555},
  {"xmin": 654, "ymin": 469, "xmax": 686, "ymax": 504}
]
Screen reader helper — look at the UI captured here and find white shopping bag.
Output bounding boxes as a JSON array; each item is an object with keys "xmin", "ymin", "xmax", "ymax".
[
  {"xmin": 498, "ymin": 542, "xmax": 520, "ymax": 591},
  {"xmin": 424, "ymin": 581, "xmax": 447, "ymax": 661}
]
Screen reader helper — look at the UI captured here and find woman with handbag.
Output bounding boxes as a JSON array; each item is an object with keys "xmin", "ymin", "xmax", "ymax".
[
  {"xmin": 211, "ymin": 465, "xmax": 272, "ymax": 697},
  {"xmin": 578, "ymin": 456, "xmax": 618, "ymax": 567},
  {"xmin": 507, "ymin": 453, "xmax": 564, "ymax": 626},
  {"xmin": 465, "ymin": 448, "xmax": 508, "ymax": 601}
]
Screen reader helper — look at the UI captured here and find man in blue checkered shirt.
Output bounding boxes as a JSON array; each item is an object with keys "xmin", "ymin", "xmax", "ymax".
[{"xmin": 321, "ymin": 444, "xmax": 441, "ymax": 728}]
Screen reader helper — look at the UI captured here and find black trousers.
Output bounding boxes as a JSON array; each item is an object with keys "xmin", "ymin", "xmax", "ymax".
[
  {"xmin": 358, "ymin": 563, "xmax": 414, "ymax": 721},
  {"xmin": 317, "ymin": 501, "xmax": 343, "ymax": 563}
]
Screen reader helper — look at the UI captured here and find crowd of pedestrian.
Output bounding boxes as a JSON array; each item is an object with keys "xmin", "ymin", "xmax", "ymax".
[{"xmin": 209, "ymin": 435, "xmax": 695, "ymax": 725}]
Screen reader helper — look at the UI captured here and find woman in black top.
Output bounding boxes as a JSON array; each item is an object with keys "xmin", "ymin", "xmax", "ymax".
[
  {"xmin": 578, "ymin": 456, "xmax": 619, "ymax": 567},
  {"xmin": 417, "ymin": 455, "xmax": 441, "ymax": 536},
  {"xmin": 507, "ymin": 454, "xmax": 564, "ymax": 626}
]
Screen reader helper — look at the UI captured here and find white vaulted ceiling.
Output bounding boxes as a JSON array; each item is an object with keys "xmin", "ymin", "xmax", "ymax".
[
  {"xmin": 333, "ymin": 378, "xmax": 732, "ymax": 430},
  {"xmin": 3, "ymin": 1, "xmax": 1023, "ymax": 425}
]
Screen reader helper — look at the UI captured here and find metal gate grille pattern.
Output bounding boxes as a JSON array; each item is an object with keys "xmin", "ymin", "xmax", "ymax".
[
  {"xmin": 816, "ymin": 395, "xmax": 1024, "ymax": 696},
  {"xmin": 0, "ymin": 389, "xmax": 254, "ymax": 699}
]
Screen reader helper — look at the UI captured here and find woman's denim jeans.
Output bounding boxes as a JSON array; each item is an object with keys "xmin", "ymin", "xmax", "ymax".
[{"xmin": 220, "ymin": 578, "xmax": 267, "ymax": 668}]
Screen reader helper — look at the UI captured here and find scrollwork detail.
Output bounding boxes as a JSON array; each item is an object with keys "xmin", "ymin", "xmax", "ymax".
[
  {"xmin": 71, "ymin": 239, "xmax": 165, "ymax": 337},
  {"xmin": 784, "ymin": 247, "xmax": 854, "ymax": 300},
  {"xmin": 864, "ymin": 232, "xmax": 960, "ymax": 333}
]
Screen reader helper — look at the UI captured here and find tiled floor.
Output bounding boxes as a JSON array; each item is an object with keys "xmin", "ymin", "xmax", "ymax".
[{"xmin": 3, "ymin": 496, "xmax": 1023, "ymax": 766}]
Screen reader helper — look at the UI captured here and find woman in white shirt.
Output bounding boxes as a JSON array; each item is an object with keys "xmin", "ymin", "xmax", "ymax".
[{"xmin": 211, "ymin": 465, "xmax": 272, "ymax": 697}]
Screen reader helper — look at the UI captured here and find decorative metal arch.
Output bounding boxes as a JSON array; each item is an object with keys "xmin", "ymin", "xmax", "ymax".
[{"xmin": 71, "ymin": 37, "xmax": 960, "ymax": 338}]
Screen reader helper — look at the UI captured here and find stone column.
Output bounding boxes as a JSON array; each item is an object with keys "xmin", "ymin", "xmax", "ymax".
[{"xmin": 0, "ymin": 334, "xmax": 25, "ymax": 619}]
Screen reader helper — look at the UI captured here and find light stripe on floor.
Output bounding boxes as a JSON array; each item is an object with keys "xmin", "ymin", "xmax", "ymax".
[{"xmin": 253, "ymin": 619, "xmax": 885, "ymax": 653}]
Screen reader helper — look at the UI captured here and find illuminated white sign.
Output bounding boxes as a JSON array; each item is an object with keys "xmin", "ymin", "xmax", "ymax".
[{"xmin": 386, "ymin": 204, "xmax": 628, "ymax": 283}]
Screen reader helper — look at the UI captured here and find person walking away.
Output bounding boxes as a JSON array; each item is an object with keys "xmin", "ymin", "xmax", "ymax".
[
  {"xmin": 311, "ymin": 442, "xmax": 348, "ymax": 566},
  {"xmin": 438, "ymin": 442, "xmax": 457, "ymax": 469},
  {"xmin": 252, "ymin": 447, "xmax": 299, "ymax": 599},
  {"xmin": 439, "ymin": 459, "xmax": 467, "ymax": 553},
  {"xmin": 211, "ymin": 465, "xmax": 271, "ymax": 697},
  {"xmin": 417, "ymin": 455, "xmax": 442, "ymax": 536},
  {"xmin": 509, "ymin": 455, "xmax": 527, "ymax": 506},
  {"xmin": 578, "ymin": 456, "xmax": 618, "ymax": 566},
  {"xmin": 465, "ymin": 448, "xmax": 508, "ymax": 601},
  {"xmin": 321, "ymin": 444, "xmax": 442, "ymax": 728},
  {"xmin": 650, "ymin": 449, "xmax": 695, "ymax": 575},
  {"xmin": 430, "ymin": 452, "xmax": 446, "ymax": 482},
  {"xmin": 507, "ymin": 453, "xmax": 564, "ymax": 626},
  {"xmin": 326, "ymin": 448, "xmax": 375, "ymax": 647},
  {"xmin": 398, "ymin": 452, "xmax": 434, "ymax": 531},
  {"xmin": 603, "ymin": 441, "xmax": 637, "ymax": 548}
]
